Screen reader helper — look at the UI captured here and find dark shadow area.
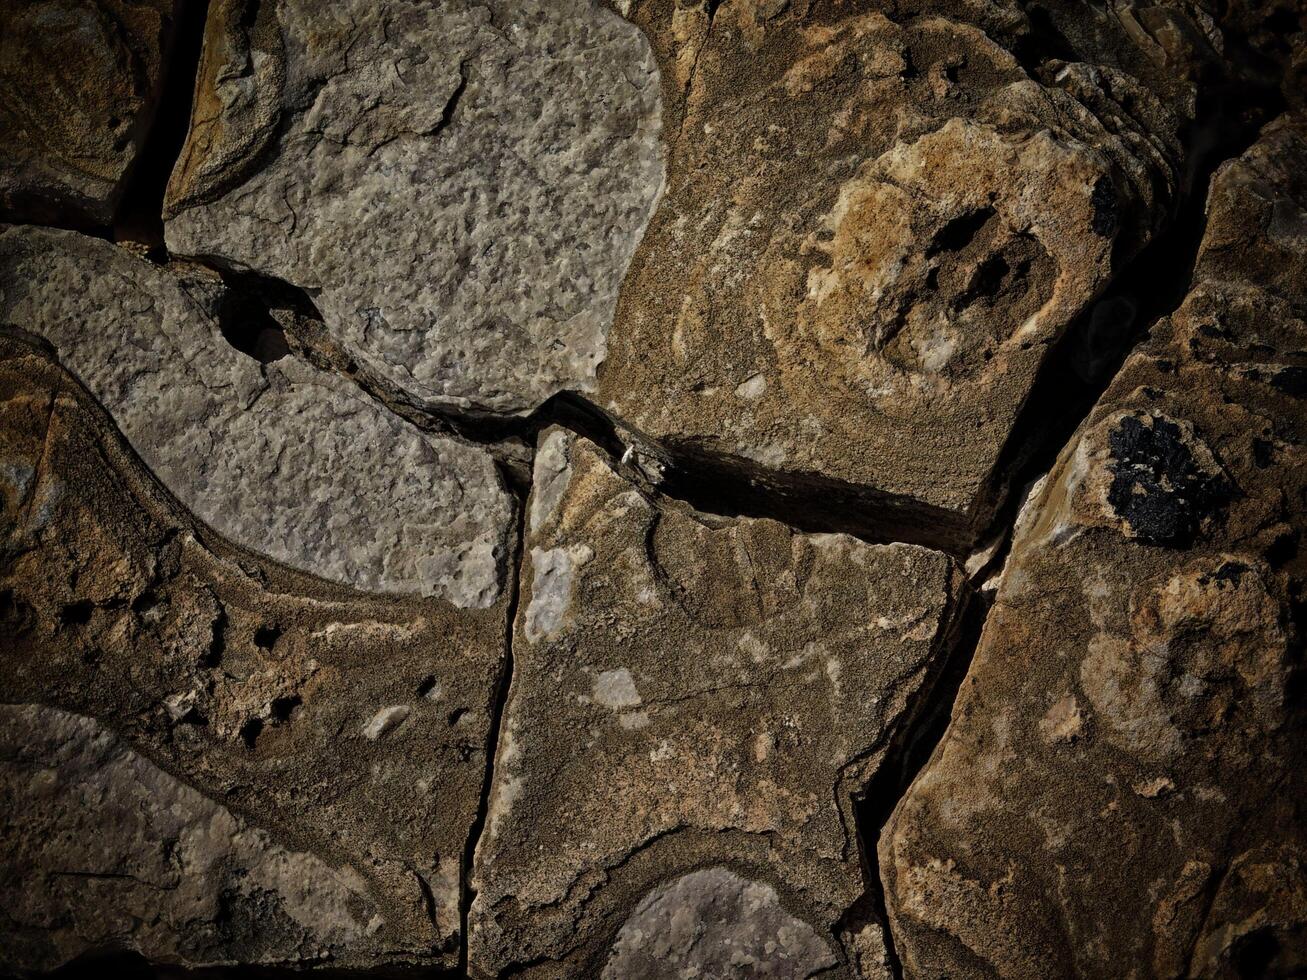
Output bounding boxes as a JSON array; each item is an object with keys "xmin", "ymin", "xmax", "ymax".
[
  {"xmin": 113, "ymin": 0, "xmax": 212, "ymax": 250},
  {"xmin": 23, "ymin": 947, "xmax": 460, "ymax": 979}
]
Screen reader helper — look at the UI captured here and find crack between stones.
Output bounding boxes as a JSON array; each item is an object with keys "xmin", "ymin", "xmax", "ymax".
[
  {"xmin": 112, "ymin": 0, "xmax": 212, "ymax": 251},
  {"xmin": 458, "ymin": 476, "xmax": 528, "ymax": 976},
  {"xmin": 849, "ymin": 579, "xmax": 991, "ymax": 980},
  {"xmin": 838, "ymin": 86, "xmax": 1287, "ymax": 978}
]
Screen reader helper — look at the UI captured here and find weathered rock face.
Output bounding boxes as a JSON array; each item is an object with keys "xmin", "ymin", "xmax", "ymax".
[
  {"xmin": 0, "ymin": 340, "xmax": 510, "ymax": 970},
  {"xmin": 4, "ymin": 0, "xmax": 1307, "ymax": 976},
  {"xmin": 1, "ymin": 704, "xmax": 383, "ymax": 970},
  {"xmin": 468, "ymin": 429, "xmax": 967, "ymax": 976},
  {"xmin": 163, "ymin": 0, "xmax": 665, "ymax": 418},
  {"xmin": 0, "ymin": 0, "xmax": 177, "ymax": 226},
  {"xmin": 0, "ymin": 226, "xmax": 514, "ymax": 606},
  {"xmin": 881, "ymin": 114, "xmax": 1307, "ymax": 978},
  {"xmin": 598, "ymin": 0, "xmax": 1232, "ymax": 546}
]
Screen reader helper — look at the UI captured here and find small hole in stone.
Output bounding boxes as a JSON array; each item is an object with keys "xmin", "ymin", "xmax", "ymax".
[
  {"xmin": 270, "ymin": 695, "xmax": 302, "ymax": 723},
  {"xmin": 254, "ymin": 625, "xmax": 282, "ymax": 650},
  {"xmin": 448, "ymin": 708, "xmax": 469, "ymax": 726},
  {"xmin": 240, "ymin": 717, "xmax": 263, "ymax": 749},
  {"xmin": 60, "ymin": 601, "xmax": 94, "ymax": 626},
  {"xmin": 927, "ymin": 207, "xmax": 995, "ymax": 256},
  {"xmin": 218, "ymin": 290, "xmax": 291, "ymax": 364},
  {"xmin": 131, "ymin": 591, "xmax": 159, "ymax": 614},
  {"xmin": 416, "ymin": 675, "xmax": 438, "ymax": 698},
  {"xmin": 1266, "ymin": 531, "xmax": 1298, "ymax": 569}
]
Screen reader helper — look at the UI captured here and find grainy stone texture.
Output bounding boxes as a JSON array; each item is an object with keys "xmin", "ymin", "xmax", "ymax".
[
  {"xmin": 0, "ymin": 704, "xmax": 379, "ymax": 971},
  {"xmin": 0, "ymin": 225, "xmax": 514, "ymax": 606},
  {"xmin": 4, "ymin": 1, "xmax": 1307, "ymax": 976},
  {"xmin": 0, "ymin": 340, "xmax": 510, "ymax": 970},
  {"xmin": 164, "ymin": 0, "xmax": 665, "ymax": 417},
  {"xmin": 598, "ymin": 0, "xmax": 1241, "ymax": 546},
  {"xmin": 602, "ymin": 867, "xmax": 839, "ymax": 980},
  {"xmin": 0, "ymin": 0, "xmax": 176, "ymax": 225},
  {"xmin": 881, "ymin": 113, "xmax": 1307, "ymax": 978},
  {"xmin": 468, "ymin": 429, "xmax": 966, "ymax": 977}
]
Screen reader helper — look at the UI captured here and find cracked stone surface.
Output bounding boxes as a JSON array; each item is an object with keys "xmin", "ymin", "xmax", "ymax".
[
  {"xmin": 0, "ymin": 0, "xmax": 177, "ymax": 226},
  {"xmin": 0, "ymin": 340, "xmax": 510, "ymax": 970},
  {"xmin": 598, "ymin": 0, "xmax": 1245, "ymax": 546},
  {"xmin": 468, "ymin": 429, "xmax": 966, "ymax": 976},
  {"xmin": 881, "ymin": 112, "xmax": 1307, "ymax": 978},
  {"xmin": 163, "ymin": 0, "xmax": 665, "ymax": 417},
  {"xmin": 3, "ymin": 1, "xmax": 1307, "ymax": 977},
  {"xmin": 0, "ymin": 225, "xmax": 514, "ymax": 606}
]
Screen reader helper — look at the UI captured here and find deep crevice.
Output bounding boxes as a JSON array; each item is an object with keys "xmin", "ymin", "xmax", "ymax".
[
  {"xmin": 457, "ymin": 487, "xmax": 528, "ymax": 975},
  {"xmin": 850, "ymin": 587, "xmax": 994, "ymax": 980},
  {"xmin": 112, "ymin": 0, "xmax": 211, "ymax": 251}
]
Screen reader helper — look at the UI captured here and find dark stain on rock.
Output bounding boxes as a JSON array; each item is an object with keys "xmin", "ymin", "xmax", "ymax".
[
  {"xmin": 1107, "ymin": 415, "xmax": 1232, "ymax": 547},
  {"xmin": 1090, "ymin": 176, "xmax": 1118, "ymax": 237},
  {"xmin": 1270, "ymin": 366, "xmax": 1307, "ymax": 398}
]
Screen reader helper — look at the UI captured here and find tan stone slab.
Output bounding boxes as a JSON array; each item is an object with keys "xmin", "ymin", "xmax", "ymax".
[
  {"xmin": 881, "ymin": 114, "xmax": 1307, "ymax": 977},
  {"xmin": 598, "ymin": 0, "xmax": 1221, "ymax": 547},
  {"xmin": 0, "ymin": 226, "xmax": 515, "ymax": 606},
  {"xmin": 468, "ymin": 429, "xmax": 967, "ymax": 976},
  {"xmin": 163, "ymin": 0, "xmax": 665, "ymax": 417}
]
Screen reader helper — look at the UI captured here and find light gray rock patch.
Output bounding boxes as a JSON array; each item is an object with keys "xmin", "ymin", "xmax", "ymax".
[
  {"xmin": 0, "ymin": 704, "xmax": 376, "ymax": 973},
  {"xmin": 523, "ymin": 543, "xmax": 592, "ymax": 641},
  {"xmin": 165, "ymin": 0, "xmax": 665, "ymax": 416},
  {"xmin": 0, "ymin": 226, "xmax": 513, "ymax": 605},
  {"xmin": 603, "ymin": 867, "xmax": 838, "ymax": 980}
]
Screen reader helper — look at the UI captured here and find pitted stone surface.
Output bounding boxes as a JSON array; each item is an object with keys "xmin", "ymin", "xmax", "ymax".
[
  {"xmin": 0, "ymin": 0, "xmax": 176, "ymax": 225},
  {"xmin": 881, "ymin": 114, "xmax": 1307, "ymax": 978},
  {"xmin": 164, "ymin": 0, "xmax": 664, "ymax": 417},
  {"xmin": 598, "ymin": 0, "xmax": 1225, "ymax": 544},
  {"xmin": 0, "ymin": 225, "xmax": 514, "ymax": 606},
  {"xmin": 0, "ymin": 343, "xmax": 510, "ymax": 970},
  {"xmin": 468, "ymin": 429, "xmax": 966, "ymax": 976}
]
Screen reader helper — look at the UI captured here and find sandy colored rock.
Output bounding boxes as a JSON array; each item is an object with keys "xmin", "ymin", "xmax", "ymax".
[
  {"xmin": 881, "ymin": 113, "xmax": 1307, "ymax": 978},
  {"xmin": 163, "ymin": 0, "xmax": 664, "ymax": 417},
  {"xmin": 597, "ymin": 0, "xmax": 1236, "ymax": 547},
  {"xmin": 0, "ymin": 0, "xmax": 176, "ymax": 225},
  {"xmin": 468, "ymin": 429, "xmax": 967, "ymax": 976},
  {"xmin": 0, "ymin": 225, "xmax": 514, "ymax": 606},
  {"xmin": 0, "ymin": 339, "xmax": 510, "ymax": 970}
]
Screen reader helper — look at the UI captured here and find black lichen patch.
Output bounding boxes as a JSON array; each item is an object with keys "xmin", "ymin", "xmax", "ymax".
[
  {"xmin": 1107, "ymin": 415, "xmax": 1233, "ymax": 547},
  {"xmin": 1090, "ymin": 176, "xmax": 1118, "ymax": 238}
]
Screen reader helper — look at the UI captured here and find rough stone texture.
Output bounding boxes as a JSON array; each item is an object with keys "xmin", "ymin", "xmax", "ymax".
[
  {"xmin": 163, "ymin": 0, "xmax": 665, "ymax": 417},
  {"xmin": 602, "ymin": 867, "xmax": 839, "ymax": 979},
  {"xmin": 468, "ymin": 429, "xmax": 967, "ymax": 976},
  {"xmin": 881, "ymin": 113, "xmax": 1307, "ymax": 978},
  {"xmin": 0, "ymin": 225, "xmax": 514, "ymax": 606},
  {"xmin": 4, "ymin": 2, "xmax": 1307, "ymax": 976},
  {"xmin": 0, "ymin": 339, "xmax": 510, "ymax": 970},
  {"xmin": 0, "ymin": 0, "xmax": 176, "ymax": 226},
  {"xmin": 0, "ymin": 704, "xmax": 380, "ymax": 971},
  {"xmin": 598, "ymin": 0, "xmax": 1238, "ymax": 546}
]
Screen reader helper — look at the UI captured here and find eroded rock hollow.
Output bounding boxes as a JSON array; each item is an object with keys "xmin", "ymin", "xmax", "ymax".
[{"xmin": 1, "ymin": 0, "xmax": 1304, "ymax": 977}]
